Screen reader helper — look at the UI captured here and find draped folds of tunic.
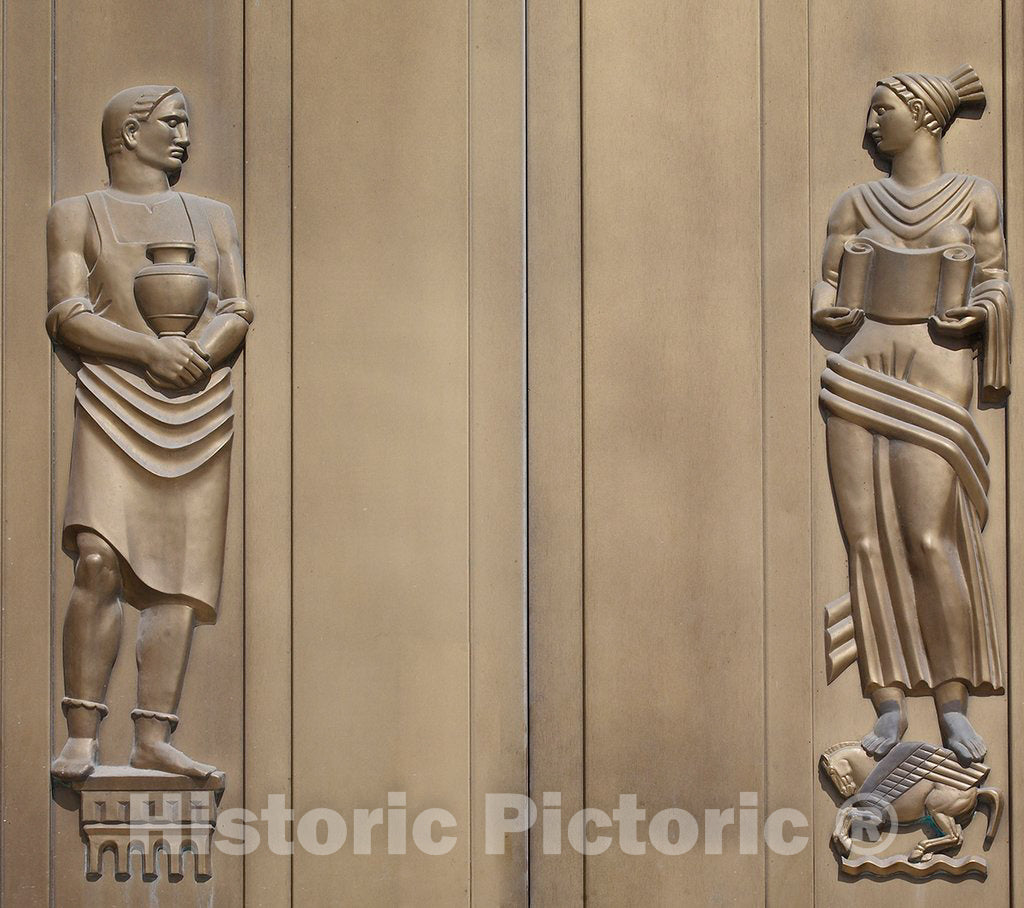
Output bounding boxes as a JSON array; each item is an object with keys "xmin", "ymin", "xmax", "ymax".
[
  {"xmin": 821, "ymin": 174, "xmax": 1011, "ymax": 696},
  {"xmin": 49, "ymin": 190, "xmax": 242, "ymax": 625}
]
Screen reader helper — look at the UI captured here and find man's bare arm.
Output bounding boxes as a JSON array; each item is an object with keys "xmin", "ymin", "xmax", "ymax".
[
  {"xmin": 197, "ymin": 199, "xmax": 252, "ymax": 368},
  {"xmin": 46, "ymin": 196, "xmax": 157, "ymax": 365},
  {"xmin": 46, "ymin": 196, "xmax": 211, "ymax": 388}
]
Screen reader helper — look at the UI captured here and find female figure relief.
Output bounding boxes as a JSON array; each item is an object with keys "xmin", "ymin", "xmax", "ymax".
[
  {"xmin": 813, "ymin": 65, "xmax": 1011, "ymax": 765},
  {"xmin": 47, "ymin": 86, "xmax": 252, "ymax": 781}
]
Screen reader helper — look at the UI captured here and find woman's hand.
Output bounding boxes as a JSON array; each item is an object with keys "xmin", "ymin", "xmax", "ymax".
[
  {"xmin": 812, "ymin": 306, "xmax": 865, "ymax": 335},
  {"xmin": 930, "ymin": 305, "xmax": 987, "ymax": 338},
  {"xmin": 145, "ymin": 336, "xmax": 212, "ymax": 389}
]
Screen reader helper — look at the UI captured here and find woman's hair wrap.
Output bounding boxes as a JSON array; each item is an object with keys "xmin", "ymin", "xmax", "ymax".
[{"xmin": 877, "ymin": 64, "xmax": 986, "ymax": 136}]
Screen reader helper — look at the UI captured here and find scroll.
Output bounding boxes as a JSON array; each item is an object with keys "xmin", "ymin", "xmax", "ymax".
[{"xmin": 836, "ymin": 238, "xmax": 975, "ymax": 323}]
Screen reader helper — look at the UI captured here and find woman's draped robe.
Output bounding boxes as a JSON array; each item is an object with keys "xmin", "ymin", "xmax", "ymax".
[{"xmin": 821, "ymin": 174, "xmax": 1011, "ymax": 695}]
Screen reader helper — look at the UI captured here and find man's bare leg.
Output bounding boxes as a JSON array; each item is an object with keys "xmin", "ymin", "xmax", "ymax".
[
  {"xmin": 936, "ymin": 680, "xmax": 986, "ymax": 765},
  {"xmin": 130, "ymin": 601, "xmax": 217, "ymax": 778},
  {"xmin": 52, "ymin": 532, "xmax": 123, "ymax": 781},
  {"xmin": 862, "ymin": 687, "xmax": 908, "ymax": 757}
]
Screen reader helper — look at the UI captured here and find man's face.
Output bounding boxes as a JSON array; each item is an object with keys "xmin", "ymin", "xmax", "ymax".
[{"xmin": 129, "ymin": 93, "xmax": 190, "ymax": 176}]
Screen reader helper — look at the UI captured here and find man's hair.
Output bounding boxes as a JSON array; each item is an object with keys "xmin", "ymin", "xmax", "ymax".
[{"xmin": 101, "ymin": 85, "xmax": 184, "ymax": 160}]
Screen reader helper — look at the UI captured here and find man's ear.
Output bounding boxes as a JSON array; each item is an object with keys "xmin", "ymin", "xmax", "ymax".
[
  {"xmin": 121, "ymin": 117, "xmax": 141, "ymax": 151},
  {"xmin": 908, "ymin": 97, "xmax": 926, "ymax": 127}
]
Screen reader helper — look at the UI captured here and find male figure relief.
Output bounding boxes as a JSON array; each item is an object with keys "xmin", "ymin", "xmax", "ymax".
[{"xmin": 48, "ymin": 86, "xmax": 252, "ymax": 781}]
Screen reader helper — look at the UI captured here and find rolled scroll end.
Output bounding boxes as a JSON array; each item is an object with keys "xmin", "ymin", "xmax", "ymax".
[
  {"xmin": 836, "ymin": 239, "xmax": 874, "ymax": 312},
  {"xmin": 937, "ymin": 243, "xmax": 976, "ymax": 315}
]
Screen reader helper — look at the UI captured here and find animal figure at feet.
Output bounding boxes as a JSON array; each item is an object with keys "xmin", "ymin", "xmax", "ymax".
[{"xmin": 821, "ymin": 741, "xmax": 1001, "ymax": 863}]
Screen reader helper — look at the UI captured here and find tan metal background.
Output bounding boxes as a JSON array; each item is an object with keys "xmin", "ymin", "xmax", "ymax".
[
  {"xmin": 2, "ymin": 1, "xmax": 1023, "ymax": 905},
  {"xmin": 0, "ymin": 0, "xmax": 526, "ymax": 904},
  {"xmin": 527, "ymin": 1, "xmax": 1024, "ymax": 906}
]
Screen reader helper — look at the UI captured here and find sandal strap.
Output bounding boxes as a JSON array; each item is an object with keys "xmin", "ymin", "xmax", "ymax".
[
  {"xmin": 130, "ymin": 707, "xmax": 180, "ymax": 732},
  {"xmin": 61, "ymin": 696, "xmax": 109, "ymax": 718}
]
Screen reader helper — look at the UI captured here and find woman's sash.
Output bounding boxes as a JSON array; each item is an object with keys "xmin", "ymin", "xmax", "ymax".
[{"xmin": 819, "ymin": 354, "xmax": 990, "ymax": 526}]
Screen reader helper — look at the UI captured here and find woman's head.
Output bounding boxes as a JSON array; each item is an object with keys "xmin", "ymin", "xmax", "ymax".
[
  {"xmin": 101, "ymin": 85, "xmax": 190, "ymax": 183},
  {"xmin": 867, "ymin": 65, "xmax": 984, "ymax": 157}
]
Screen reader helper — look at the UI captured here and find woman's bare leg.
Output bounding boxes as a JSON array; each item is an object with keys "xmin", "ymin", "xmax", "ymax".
[
  {"xmin": 827, "ymin": 418, "xmax": 906, "ymax": 755},
  {"xmin": 889, "ymin": 441, "xmax": 983, "ymax": 764}
]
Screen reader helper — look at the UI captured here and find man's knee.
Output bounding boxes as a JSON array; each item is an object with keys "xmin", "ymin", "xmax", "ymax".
[{"xmin": 74, "ymin": 535, "xmax": 120, "ymax": 596}]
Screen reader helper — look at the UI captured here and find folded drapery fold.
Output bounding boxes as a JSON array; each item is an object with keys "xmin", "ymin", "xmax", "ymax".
[
  {"xmin": 971, "ymin": 277, "xmax": 1012, "ymax": 403},
  {"xmin": 819, "ymin": 352, "xmax": 1002, "ymax": 694},
  {"xmin": 820, "ymin": 353, "xmax": 989, "ymax": 526}
]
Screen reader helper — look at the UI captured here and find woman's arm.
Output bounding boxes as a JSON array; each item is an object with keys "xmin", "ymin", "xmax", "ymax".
[
  {"xmin": 971, "ymin": 178, "xmax": 1008, "ymax": 280},
  {"xmin": 965, "ymin": 178, "xmax": 1012, "ymax": 401},
  {"xmin": 46, "ymin": 196, "xmax": 211, "ymax": 389},
  {"xmin": 931, "ymin": 179, "xmax": 1009, "ymax": 339},
  {"xmin": 812, "ymin": 190, "xmax": 864, "ymax": 334},
  {"xmin": 197, "ymin": 200, "xmax": 253, "ymax": 368}
]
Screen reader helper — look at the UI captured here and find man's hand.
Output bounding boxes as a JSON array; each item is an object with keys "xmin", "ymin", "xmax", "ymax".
[{"xmin": 145, "ymin": 336, "xmax": 211, "ymax": 389}]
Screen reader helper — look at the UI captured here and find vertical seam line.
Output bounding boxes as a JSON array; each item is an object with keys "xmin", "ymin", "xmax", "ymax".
[
  {"xmin": 578, "ymin": 0, "xmax": 586, "ymax": 902},
  {"xmin": 48, "ymin": 1, "xmax": 56, "ymax": 901},
  {"xmin": 467, "ymin": 0, "xmax": 474, "ymax": 902}
]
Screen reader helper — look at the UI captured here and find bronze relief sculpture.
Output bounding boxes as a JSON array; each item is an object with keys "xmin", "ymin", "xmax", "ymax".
[
  {"xmin": 821, "ymin": 740, "xmax": 1001, "ymax": 869},
  {"xmin": 814, "ymin": 66, "xmax": 1010, "ymax": 875},
  {"xmin": 46, "ymin": 86, "xmax": 251, "ymax": 878}
]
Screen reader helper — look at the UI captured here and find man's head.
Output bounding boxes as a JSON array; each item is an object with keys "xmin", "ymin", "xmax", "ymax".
[{"xmin": 101, "ymin": 86, "xmax": 190, "ymax": 183}]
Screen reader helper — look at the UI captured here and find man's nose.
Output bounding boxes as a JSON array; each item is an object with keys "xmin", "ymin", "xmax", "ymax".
[{"xmin": 176, "ymin": 125, "xmax": 190, "ymax": 147}]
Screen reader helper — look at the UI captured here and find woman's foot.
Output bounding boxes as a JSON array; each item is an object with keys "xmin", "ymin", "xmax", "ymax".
[
  {"xmin": 861, "ymin": 710, "xmax": 906, "ymax": 757},
  {"xmin": 935, "ymin": 681, "xmax": 985, "ymax": 766},
  {"xmin": 130, "ymin": 740, "xmax": 217, "ymax": 779},
  {"xmin": 939, "ymin": 709, "xmax": 986, "ymax": 765},
  {"xmin": 51, "ymin": 737, "xmax": 99, "ymax": 781},
  {"xmin": 862, "ymin": 691, "xmax": 907, "ymax": 758}
]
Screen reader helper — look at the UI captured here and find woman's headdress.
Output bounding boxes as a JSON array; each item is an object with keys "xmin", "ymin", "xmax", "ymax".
[{"xmin": 877, "ymin": 64, "xmax": 985, "ymax": 136}]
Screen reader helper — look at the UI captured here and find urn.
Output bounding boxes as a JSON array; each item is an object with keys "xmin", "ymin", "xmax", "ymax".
[{"xmin": 134, "ymin": 242, "xmax": 210, "ymax": 337}]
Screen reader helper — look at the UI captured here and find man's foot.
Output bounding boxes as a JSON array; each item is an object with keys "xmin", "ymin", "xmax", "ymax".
[
  {"xmin": 862, "ymin": 710, "xmax": 906, "ymax": 758},
  {"xmin": 130, "ymin": 740, "xmax": 218, "ymax": 779},
  {"xmin": 51, "ymin": 737, "xmax": 99, "ymax": 781},
  {"xmin": 939, "ymin": 710, "xmax": 986, "ymax": 765}
]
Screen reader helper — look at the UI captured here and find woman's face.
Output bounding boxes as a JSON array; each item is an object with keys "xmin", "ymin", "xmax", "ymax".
[{"xmin": 866, "ymin": 85, "xmax": 920, "ymax": 157}]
